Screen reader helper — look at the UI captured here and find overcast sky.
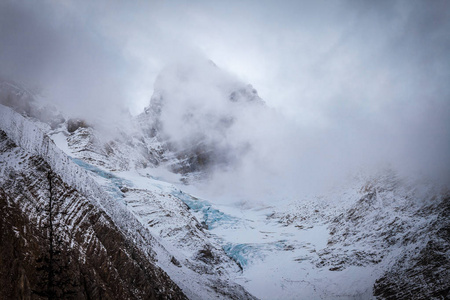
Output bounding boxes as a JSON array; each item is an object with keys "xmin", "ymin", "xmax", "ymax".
[
  {"xmin": 1, "ymin": 0, "xmax": 448, "ymax": 112},
  {"xmin": 1, "ymin": 0, "xmax": 449, "ymax": 197}
]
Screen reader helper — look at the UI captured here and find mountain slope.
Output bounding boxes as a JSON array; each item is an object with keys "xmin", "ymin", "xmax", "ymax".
[
  {"xmin": 266, "ymin": 174, "xmax": 450, "ymax": 299},
  {"xmin": 1, "ymin": 69, "xmax": 449, "ymax": 300},
  {"xmin": 0, "ymin": 128, "xmax": 186, "ymax": 299},
  {"xmin": 0, "ymin": 103, "xmax": 256, "ymax": 299}
]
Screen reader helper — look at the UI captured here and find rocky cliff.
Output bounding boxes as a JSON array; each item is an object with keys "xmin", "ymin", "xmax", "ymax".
[
  {"xmin": 0, "ymin": 129, "xmax": 186, "ymax": 299},
  {"xmin": 0, "ymin": 87, "xmax": 256, "ymax": 299}
]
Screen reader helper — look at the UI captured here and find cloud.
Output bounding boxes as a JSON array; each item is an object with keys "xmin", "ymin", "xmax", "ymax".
[
  {"xmin": 0, "ymin": 0, "xmax": 130, "ymax": 123},
  {"xmin": 150, "ymin": 55, "xmax": 449, "ymax": 205},
  {"xmin": 1, "ymin": 0, "xmax": 449, "ymax": 203}
]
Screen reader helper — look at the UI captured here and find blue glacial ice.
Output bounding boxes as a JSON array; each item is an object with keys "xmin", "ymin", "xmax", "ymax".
[
  {"xmin": 71, "ymin": 158, "xmax": 133, "ymax": 201},
  {"xmin": 72, "ymin": 158, "xmax": 289, "ymax": 269},
  {"xmin": 171, "ymin": 190, "xmax": 290, "ymax": 268},
  {"xmin": 171, "ymin": 190, "xmax": 241, "ymax": 230}
]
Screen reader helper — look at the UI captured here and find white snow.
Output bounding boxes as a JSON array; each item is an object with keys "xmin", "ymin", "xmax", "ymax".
[
  {"xmin": 49, "ymin": 131, "xmax": 73, "ymax": 156},
  {"xmin": 2, "ymin": 98, "xmax": 446, "ymax": 300}
]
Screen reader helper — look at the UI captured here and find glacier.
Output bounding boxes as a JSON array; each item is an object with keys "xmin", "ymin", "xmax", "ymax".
[
  {"xmin": 0, "ymin": 103, "xmax": 255, "ymax": 299},
  {"xmin": 1, "ymin": 71, "xmax": 449, "ymax": 300}
]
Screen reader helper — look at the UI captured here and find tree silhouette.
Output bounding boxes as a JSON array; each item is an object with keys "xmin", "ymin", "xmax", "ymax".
[{"xmin": 33, "ymin": 171, "xmax": 79, "ymax": 299}]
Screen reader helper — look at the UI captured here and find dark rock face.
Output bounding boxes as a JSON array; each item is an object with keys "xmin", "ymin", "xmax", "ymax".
[
  {"xmin": 138, "ymin": 64, "xmax": 264, "ymax": 178},
  {"xmin": 170, "ymin": 144, "xmax": 214, "ymax": 175},
  {"xmin": 373, "ymin": 197, "xmax": 450, "ymax": 300},
  {"xmin": 67, "ymin": 119, "xmax": 89, "ymax": 133},
  {"xmin": 0, "ymin": 131, "xmax": 187, "ymax": 300},
  {"xmin": 228, "ymin": 84, "xmax": 263, "ymax": 104}
]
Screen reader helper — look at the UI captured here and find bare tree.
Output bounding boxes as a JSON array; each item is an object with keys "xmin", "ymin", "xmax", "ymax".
[{"xmin": 33, "ymin": 171, "xmax": 78, "ymax": 299}]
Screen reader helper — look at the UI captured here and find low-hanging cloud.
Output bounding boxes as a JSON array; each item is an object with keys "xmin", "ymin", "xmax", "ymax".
[
  {"xmin": 1, "ymin": 0, "xmax": 449, "ymax": 204},
  {"xmin": 151, "ymin": 56, "xmax": 449, "ymax": 205},
  {"xmin": 0, "ymin": 0, "xmax": 130, "ymax": 124}
]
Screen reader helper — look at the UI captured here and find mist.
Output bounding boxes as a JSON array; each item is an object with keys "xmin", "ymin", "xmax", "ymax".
[
  {"xmin": 0, "ymin": 0, "xmax": 131, "ymax": 124},
  {"xmin": 1, "ymin": 0, "xmax": 449, "ymax": 203}
]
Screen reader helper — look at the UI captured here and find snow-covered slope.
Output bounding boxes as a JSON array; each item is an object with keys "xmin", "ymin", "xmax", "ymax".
[
  {"xmin": 267, "ymin": 174, "xmax": 449, "ymax": 299},
  {"xmin": 0, "ymin": 109, "xmax": 186, "ymax": 299},
  {"xmin": 1, "ymin": 69, "xmax": 448, "ymax": 300},
  {"xmin": 0, "ymin": 103, "xmax": 256, "ymax": 299}
]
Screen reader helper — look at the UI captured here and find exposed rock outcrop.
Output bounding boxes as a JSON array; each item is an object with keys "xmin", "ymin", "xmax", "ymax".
[
  {"xmin": 373, "ymin": 196, "xmax": 450, "ymax": 299},
  {"xmin": 0, "ymin": 130, "xmax": 187, "ymax": 299}
]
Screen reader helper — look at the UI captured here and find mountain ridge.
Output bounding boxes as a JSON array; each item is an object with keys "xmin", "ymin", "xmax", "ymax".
[{"xmin": 0, "ymin": 68, "xmax": 449, "ymax": 299}]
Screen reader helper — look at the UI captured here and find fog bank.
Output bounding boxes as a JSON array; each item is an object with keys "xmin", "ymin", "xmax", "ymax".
[{"xmin": 1, "ymin": 0, "xmax": 448, "ymax": 203}]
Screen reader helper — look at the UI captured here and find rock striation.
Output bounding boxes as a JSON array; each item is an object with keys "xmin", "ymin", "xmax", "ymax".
[{"xmin": 0, "ymin": 129, "xmax": 186, "ymax": 299}]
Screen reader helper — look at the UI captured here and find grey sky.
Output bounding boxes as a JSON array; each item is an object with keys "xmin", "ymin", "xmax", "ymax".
[
  {"xmin": 1, "ymin": 1, "xmax": 449, "ymax": 112},
  {"xmin": 1, "ymin": 0, "xmax": 449, "ymax": 196}
]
